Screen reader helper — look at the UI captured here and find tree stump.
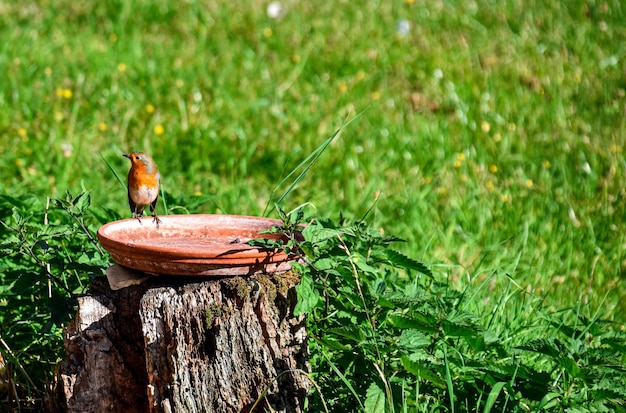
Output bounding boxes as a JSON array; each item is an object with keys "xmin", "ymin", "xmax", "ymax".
[{"xmin": 52, "ymin": 267, "xmax": 310, "ymax": 413}]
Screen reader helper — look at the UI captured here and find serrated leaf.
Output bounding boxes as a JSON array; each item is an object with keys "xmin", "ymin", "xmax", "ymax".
[
  {"xmin": 302, "ymin": 223, "xmax": 340, "ymax": 243},
  {"xmin": 401, "ymin": 355, "xmax": 446, "ymax": 388},
  {"xmin": 11, "ymin": 207, "xmax": 25, "ymax": 225},
  {"xmin": 314, "ymin": 336, "xmax": 351, "ymax": 351},
  {"xmin": 247, "ymin": 238, "xmax": 280, "ymax": 249},
  {"xmin": 384, "ymin": 249, "xmax": 432, "ymax": 276},
  {"xmin": 601, "ymin": 331, "xmax": 626, "ymax": 354},
  {"xmin": 442, "ymin": 320, "xmax": 480, "ymax": 338},
  {"xmin": 328, "ymin": 325, "xmax": 367, "ymax": 343},
  {"xmin": 448, "ymin": 309, "xmax": 480, "ymax": 325},
  {"xmin": 559, "ymin": 356, "xmax": 582, "ymax": 378},
  {"xmin": 350, "ymin": 252, "xmax": 378, "ymax": 273},
  {"xmin": 517, "ymin": 338, "xmax": 565, "ymax": 358},
  {"xmin": 313, "ymin": 257, "xmax": 336, "ymax": 271},
  {"xmin": 389, "ymin": 314, "xmax": 439, "ymax": 333},
  {"xmin": 294, "ymin": 272, "xmax": 321, "ymax": 315},
  {"xmin": 74, "ymin": 191, "xmax": 91, "ymax": 212},
  {"xmin": 374, "ymin": 278, "xmax": 386, "ymax": 296},
  {"xmin": 364, "ymin": 382, "xmax": 385, "ymax": 413},
  {"xmin": 398, "ymin": 328, "xmax": 431, "ymax": 350},
  {"xmin": 464, "ymin": 333, "xmax": 487, "ymax": 351}
]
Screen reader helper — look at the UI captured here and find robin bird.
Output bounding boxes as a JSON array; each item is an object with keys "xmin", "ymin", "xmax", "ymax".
[{"xmin": 123, "ymin": 151, "xmax": 162, "ymax": 228}]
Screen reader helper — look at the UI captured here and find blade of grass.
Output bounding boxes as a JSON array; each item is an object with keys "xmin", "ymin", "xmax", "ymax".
[
  {"xmin": 100, "ymin": 152, "xmax": 126, "ymax": 189},
  {"xmin": 443, "ymin": 345, "xmax": 455, "ymax": 413},
  {"xmin": 263, "ymin": 109, "xmax": 368, "ymax": 217},
  {"xmin": 483, "ymin": 381, "xmax": 506, "ymax": 413},
  {"xmin": 359, "ymin": 189, "xmax": 380, "ymax": 221},
  {"xmin": 322, "ymin": 350, "xmax": 365, "ymax": 410}
]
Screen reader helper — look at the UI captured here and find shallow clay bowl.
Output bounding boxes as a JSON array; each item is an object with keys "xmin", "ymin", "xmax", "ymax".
[{"xmin": 97, "ymin": 214, "xmax": 295, "ymax": 276}]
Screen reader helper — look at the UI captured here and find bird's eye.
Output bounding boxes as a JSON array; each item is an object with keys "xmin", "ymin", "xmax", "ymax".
[{"xmin": 134, "ymin": 156, "xmax": 140, "ymax": 160}]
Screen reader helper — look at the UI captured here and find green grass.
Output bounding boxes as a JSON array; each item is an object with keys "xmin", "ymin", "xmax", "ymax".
[{"xmin": 1, "ymin": 0, "xmax": 625, "ymax": 410}]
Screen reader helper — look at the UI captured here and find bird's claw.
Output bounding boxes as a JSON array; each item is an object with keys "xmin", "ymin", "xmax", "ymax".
[{"xmin": 152, "ymin": 215, "xmax": 162, "ymax": 229}]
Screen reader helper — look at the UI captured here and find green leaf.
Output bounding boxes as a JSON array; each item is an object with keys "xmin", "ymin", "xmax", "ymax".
[
  {"xmin": 401, "ymin": 355, "xmax": 446, "ymax": 388},
  {"xmin": 398, "ymin": 329, "xmax": 431, "ymax": 350},
  {"xmin": 602, "ymin": 331, "xmax": 626, "ymax": 354},
  {"xmin": 74, "ymin": 191, "xmax": 91, "ymax": 213},
  {"xmin": 11, "ymin": 207, "xmax": 25, "ymax": 225},
  {"xmin": 351, "ymin": 253, "xmax": 378, "ymax": 273},
  {"xmin": 559, "ymin": 356, "xmax": 582, "ymax": 378},
  {"xmin": 294, "ymin": 272, "xmax": 321, "ymax": 315},
  {"xmin": 464, "ymin": 333, "xmax": 487, "ymax": 351},
  {"xmin": 302, "ymin": 222, "xmax": 340, "ymax": 243},
  {"xmin": 374, "ymin": 278, "xmax": 386, "ymax": 296},
  {"xmin": 327, "ymin": 325, "xmax": 367, "ymax": 343},
  {"xmin": 442, "ymin": 320, "xmax": 480, "ymax": 338},
  {"xmin": 364, "ymin": 382, "xmax": 385, "ymax": 413},
  {"xmin": 313, "ymin": 257, "xmax": 336, "ymax": 271},
  {"xmin": 314, "ymin": 336, "xmax": 351, "ymax": 351},
  {"xmin": 384, "ymin": 249, "xmax": 432, "ymax": 276},
  {"xmin": 517, "ymin": 338, "xmax": 565, "ymax": 358},
  {"xmin": 389, "ymin": 314, "xmax": 439, "ymax": 334}
]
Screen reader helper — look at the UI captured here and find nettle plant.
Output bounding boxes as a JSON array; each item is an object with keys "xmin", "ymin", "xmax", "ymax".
[
  {"xmin": 0, "ymin": 191, "xmax": 111, "ymax": 407},
  {"xmin": 255, "ymin": 207, "xmax": 626, "ymax": 413}
]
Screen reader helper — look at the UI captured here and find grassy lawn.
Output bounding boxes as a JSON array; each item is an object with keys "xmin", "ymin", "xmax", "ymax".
[{"xmin": 1, "ymin": 0, "xmax": 625, "ymax": 410}]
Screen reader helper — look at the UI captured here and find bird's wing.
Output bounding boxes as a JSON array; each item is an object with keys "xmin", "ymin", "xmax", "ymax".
[
  {"xmin": 128, "ymin": 186, "xmax": 137, "ymax": 214},
  {"xmin": 150, "ymin": 172, "xmax": 161, "ymax": 213},
  {"xmin": 150, "ymin": 194, "xmax": 159, "ymax": 213}
]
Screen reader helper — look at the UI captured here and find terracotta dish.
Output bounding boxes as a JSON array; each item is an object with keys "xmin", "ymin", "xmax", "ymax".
[{"xmin": 97, "ymin": 214, "xmax": 296, "ymax": 276}]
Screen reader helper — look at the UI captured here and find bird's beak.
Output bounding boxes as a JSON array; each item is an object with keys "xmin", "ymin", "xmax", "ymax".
[{"xmin": 123, "ymin": 154, "xmax": 130, "ymax": 159}]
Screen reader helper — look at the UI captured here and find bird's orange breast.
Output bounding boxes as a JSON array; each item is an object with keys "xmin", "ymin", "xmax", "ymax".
[{"xmin": 129, "ymin": 165, "xmax": 159, "ymax": 188}]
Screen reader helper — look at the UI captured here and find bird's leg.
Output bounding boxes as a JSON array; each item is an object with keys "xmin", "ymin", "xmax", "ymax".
[
  {"xmin": 133, "ymin": 208, "xmax": 144, "ymax": 225},
  {"xmin": 152, "ymin": 213, "xmax": 162, "ymax": 229},
  {"xmin": 149, "ymin": 204, "xmax": 162, "ymax": 229}
]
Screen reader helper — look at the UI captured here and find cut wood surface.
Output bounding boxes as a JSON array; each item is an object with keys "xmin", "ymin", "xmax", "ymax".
[{"xmin": 53, "ymin": 268, "xmax": 309, "ymax": 413}]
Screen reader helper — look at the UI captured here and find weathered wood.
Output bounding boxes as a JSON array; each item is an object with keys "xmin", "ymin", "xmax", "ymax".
[
  {"xmin": 53, "ymin": 277, "xmax": 150, "ymax": 412},
  {"xmin": 53, "ymin": 271, "xmax": 309, "ymax": 413},
  {"xmin": 141, "ymin": 273, "xmax": 309, "ymax": 412}
]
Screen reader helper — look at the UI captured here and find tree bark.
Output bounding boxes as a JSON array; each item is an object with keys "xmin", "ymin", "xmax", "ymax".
[{"xmin": 52, "ymin": 268, "xmax": 309, "ymax": 413}]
